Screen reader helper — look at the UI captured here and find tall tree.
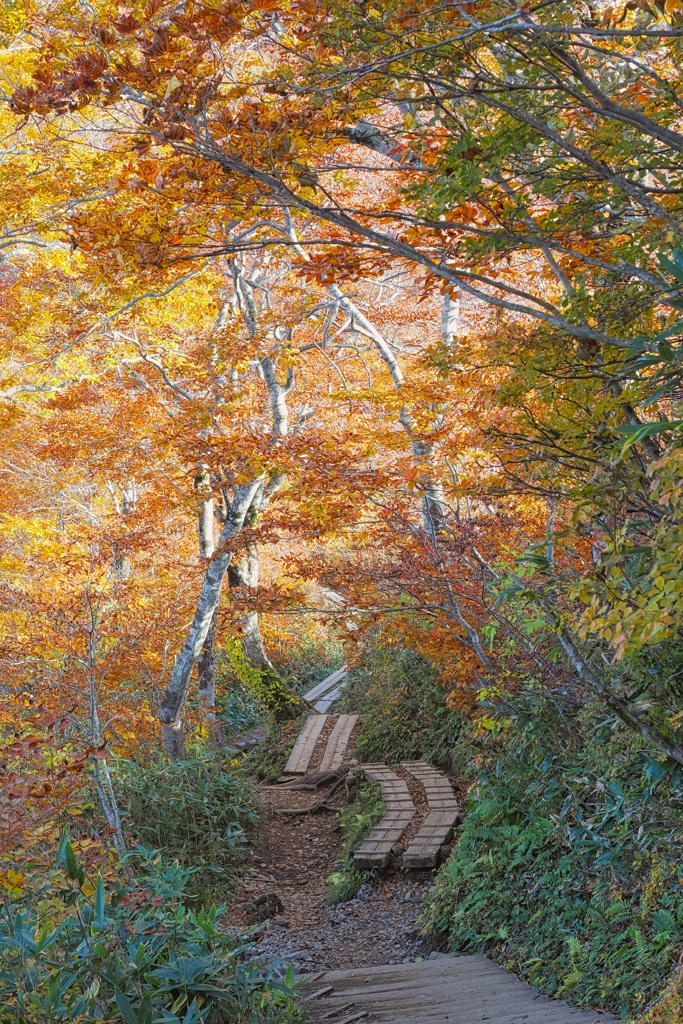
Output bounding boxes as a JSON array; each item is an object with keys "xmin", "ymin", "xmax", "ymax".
[{"xmin": 8, "ymin": 0, "xmax": 683, "ymax": 768}]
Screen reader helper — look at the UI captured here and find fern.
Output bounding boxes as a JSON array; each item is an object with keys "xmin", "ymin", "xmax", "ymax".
[
  {"xmin": 633, "ymin": 928, "xmax": 651, "ymax": 970},
  {"xmin": 652, "ymin": 909, "xmax": 677, "ymax": 935},
  {"xmin": 568, "ymin": 935, "xmax": 590, "ymax": 973},
  {"xmin": 475, "ymin": 799, "xmax": 507, "ymax": 825}
]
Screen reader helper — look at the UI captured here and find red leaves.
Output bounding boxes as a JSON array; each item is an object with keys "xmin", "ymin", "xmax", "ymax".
[
  {"xmin": 84, "ymin": 743, "xmax": 110, "ymax": 761},
  {"xmin": 113, "ymin": 14, "xmax": 141, "ymax": 34},
  {"xmin": 10, "ymin": 49, "xmax": 107, "ymax": 116},
  {"xmin": 144, "ymin": 27, "xmax": 170, "ymax": 57},
  {"xmin": 94, "ymin": 24, "xmax": 118, "ymax": 46}
]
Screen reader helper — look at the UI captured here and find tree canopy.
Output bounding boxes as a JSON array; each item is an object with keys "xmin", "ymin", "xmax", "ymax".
[{"xmin": 3, "ymin": 0, "xmax": 683, "ymax": 880}]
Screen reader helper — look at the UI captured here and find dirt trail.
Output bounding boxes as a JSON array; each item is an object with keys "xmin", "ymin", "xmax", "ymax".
[
  {"xmin": 224, "ymin": 782, "xmax": 436, "ymax": 973},
  {"xmin": 222, "ymin": 729, "xmax": 617, "ymax": 1024}
]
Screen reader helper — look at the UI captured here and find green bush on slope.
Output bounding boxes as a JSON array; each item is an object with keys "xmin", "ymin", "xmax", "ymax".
[
  {"xmin": 0, "ymin": 841, "xmax": 300, "ymax": 1024},
  {"xmin": 423, "ymin": 701, "xmax": 683, "ymax": 1020},
  {"xmin": 341, "ymin": 646, "xmax": 467, "ymax": 772},
  {"xmin": 111, "ymin": 750, "xmax": 260, "ymax": 903}
]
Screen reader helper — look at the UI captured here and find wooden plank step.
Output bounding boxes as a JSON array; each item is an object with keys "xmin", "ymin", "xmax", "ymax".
[
  {"xmin": 304, "ymin": 665, "xmax": 349, "ymax": 703},
  {"xmin": 315, "ymin": 684, "xmax": 346, "ymax": 713},
  {"xmin": 284, "ymin": 714, "xmax": 328, "ymax": 775},
  {"xmin": 353, "ymin": 764, "xmax": 416, "ymax": 869},
  {"xmin": 319, "ymin": 714, "xmax": 359, "ymax": 772},
  {"xmin": 302, "ymin": 954, "xmax": 619, "ymax": 1023},
  {"xmin": 401, "ymin": 761, "xmax": 460, "ymax": 869}
]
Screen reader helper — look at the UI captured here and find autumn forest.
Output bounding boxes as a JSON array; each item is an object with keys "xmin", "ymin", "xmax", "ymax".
[{"xmin": 3, "ymin": 0, "xmax": 683, "ymax": 1020}]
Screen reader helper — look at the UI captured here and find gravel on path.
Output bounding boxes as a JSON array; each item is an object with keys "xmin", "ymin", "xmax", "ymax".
[{"xmin": 223, "ymin": 781, "xmax": 440, "ymax": 973}]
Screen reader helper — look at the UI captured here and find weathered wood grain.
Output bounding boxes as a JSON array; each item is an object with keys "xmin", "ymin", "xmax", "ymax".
[
  {"xmin": 319, "ymin": 714, "xmax": 359, "ymax": 772},
  {"xmin": 401, "ymin": 761, "xmax": 460, "ymax": 869},
  {"xmin": 304, "ymin": 666, "xmax": 349, "ymax": 704},
  {"xmin": 353, "ymin": 765, "xmax": 416, "ymax": 869},
  {"xmin": 284, "ymin": 714, "xmax": 328, "ymax": 775},
  {"xmin": 315, "ymin": 684, "xmax": 347, "ymax": 713},
  {"xmin": 301, "ymin": 954, "xmax": 619, "ymax": 1023}
]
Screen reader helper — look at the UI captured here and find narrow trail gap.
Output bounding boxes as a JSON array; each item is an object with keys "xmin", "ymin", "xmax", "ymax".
[
  {"xmin": 225, "ymin": 764, "xmax": 435, "ymax": 973},
  {"xmin": 223, "ymin": 683, "xmax": 618, "ymax": 1023}
]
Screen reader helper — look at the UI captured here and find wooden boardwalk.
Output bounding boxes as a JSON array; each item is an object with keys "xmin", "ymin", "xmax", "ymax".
[
  {"xmin": 304, "ymin": 665, "xmax": 349, "ymax": 712},
  {"xmin": 283, "ymin": 711, "xmax": 358, "ymax": 776},
  {"xmin": 320, "ymin": 714, "xmax": 359, "ymax": 772},
  {"xmin": 280, "ymin": 668, "xmax": 355, "ymax": 775},
  {"xmin": 401, "ymin": 761, "xmax": 460, "ymax": 869},
  {"xmin": 279, "ymin": 717, "xmax": 615, "ymax": 1024},
  {"xmin": 354, "ymin": 765, "xmax": 416, "ymax": 869},
  {"xmin": 284, "ymin": 714, "xmax": 329, "ymax": 775},
  {"xmin": 351, "ymin": 761, "xmax": 460, "ymax": 870},
  {"xmin": 302, "ymin": 954, "xmax": 618, "ymax": 1024}
]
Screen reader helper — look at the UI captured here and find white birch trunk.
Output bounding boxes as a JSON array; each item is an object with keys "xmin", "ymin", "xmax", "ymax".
[
  {"xmin": 198, "ymin": 497, "xmax": 215, "ymax": 559},
  {"xmin": 229, "ymin": 542, "xmax": 275, "ymax": 672},
  {"xmin": 197, "ymin": 605, "xmax": 223, "ymax": 743},
  {"xmin": 158, "ymin": 476, "xmax": 264, "ymax": 758}
]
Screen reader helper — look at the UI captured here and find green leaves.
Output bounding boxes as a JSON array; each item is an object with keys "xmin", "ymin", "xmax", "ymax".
[
  {"xmin": 56, "ymin": 833, "xmax": 86, "ymax": 888},
  {"xmin": 0, "ymin": 848, "xmax": 299, "ymax": 1024},
  {"xmin": 614, "ymin": 420, "xmax": 683, "ymax": 453},
  {"xmin": 115, "ymin": 990, "xmax": 148, "ymax": 1024},
  {"xmin": 659, "ymin": 248, "xmax": 683, "ymax": 300},
  {"xmin": 423, "ymin": 712, "xmax": 683, "ymax": 1018},
  {"xmin": 111, "ymin": 751, "xmax": 260, "ymax": 904},
  {"xmin": 94, "ymin": 874, "xmax": 105, "ymax": 928}
]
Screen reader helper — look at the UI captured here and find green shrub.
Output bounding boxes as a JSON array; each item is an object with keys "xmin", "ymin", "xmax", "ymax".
[
  {"xmin": 204, "ymin": 636, "xmax": 345, "ymax": 740},
  {"xmin": 215, "ymin": 680, "xmax": 262, "ymax": 738},
  {"xmin": 423, "ymin": 699, "xmax": 683, "ymax": 1019},
  {"xmin": 327, "ymin": 780, "xmax": 384, "ymax": 905},
  {"xmin": 341, "ymin": 646, "xmax": 467, "ymax": 772},
  {"xmin": 246, "ymin": 715, "xmax": 308, "ymax": 782},
  {"xmin": 274, "ymin": 637, "xmax": 346, "ymax": 696},
  {"xmin": 111, "ymin": 750, "xmax": 260, "ymax": 903},
  {"xmin": 0, "ymin": 839, "xmax": 300, "ymax": 1024}
]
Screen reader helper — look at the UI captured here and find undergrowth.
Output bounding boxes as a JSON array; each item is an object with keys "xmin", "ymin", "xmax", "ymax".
[
  {"xmin": 636, "ymin": 971, "xmax": 683, "ymax": 1023},
  {"xmin": 0, "ymin": 840, "xmax": 301, "ymax": 1024},
  {"xmin": 340, "ymin": 646, "xmax": 467, "ymax": 772},
  {"xmin": 215, "ymin": 680, "xmax": 263, "ymax": 738},
  {"xmin": 342, "ymin": 638, "xmax": 683, "ymax": 1017},
  {"xmin": 327, "ymin": 780, "xmax": 384, "ymax": 905},
  {"xmin": 423, "ymin": 698, "xmax": 683, "ymax": 1019},
  {"xmin": 246, "ymin": 714, "xmax": 308, "ymax": 782},
  {"xmin": 275, "ymin": 636, "xmax": 346, "ymax": 697},
  {"xmin": 197, "ymin": 634, "xmax": 345, "ymax": 741},
  {"xmin": 111, "ymin": 749, "xmax": 260, "ymax": 904}
]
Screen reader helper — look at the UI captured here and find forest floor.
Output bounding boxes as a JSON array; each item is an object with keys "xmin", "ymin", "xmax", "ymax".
[{"xmin": 223, "ymin": 783, "xmax": 437, "ymax": 973}]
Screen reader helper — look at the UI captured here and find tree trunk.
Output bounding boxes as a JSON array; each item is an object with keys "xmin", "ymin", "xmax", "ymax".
[
  {"xmin": 197, "ymin": 605, "xmax": 224, "ymax": 744},
  {"xmin": 195, "ymin": 466, "xmax": 220, "ymax": 740},
  {"xmin": 441, "ymin": 290, "xmax": 461, "ymax": 348},
  {"xmin": 196, "ymin": 465, "xmax": 215, "ymax": 559},
  {"xmin": 228, "ymin": 540, "xmax": 306, "ymax": 720},
  {"xmin": 158, "ymin": 476, "xmax": 264, "ymax": 758},
  {"xmin": 198, "ymin": 496, "xmax": 215, "ymax": 559},
  {"xmin": 409, "ymin": 437, "xmax": 449, "ymax": 541},
  {"xmin": 157, "ymin": 265, "xmax": 305, "ymax": 756}
]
